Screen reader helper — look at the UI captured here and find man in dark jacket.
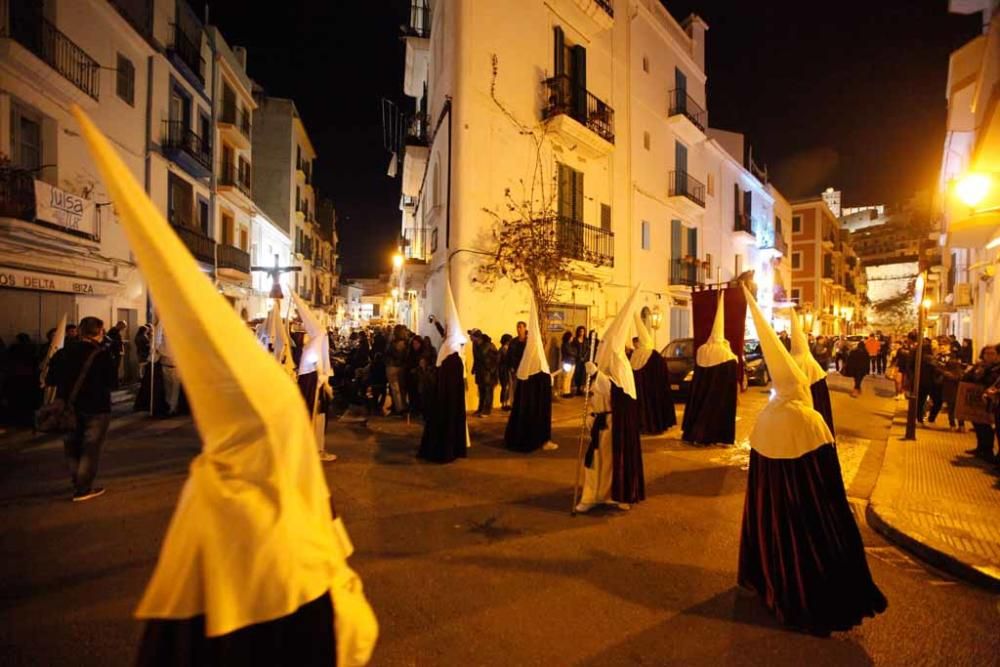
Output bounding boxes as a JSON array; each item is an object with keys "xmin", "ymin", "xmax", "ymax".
[
  {"xmin": 507, "ymin": 320, "xmax": 527, "ymax": 403},
  {"xmin": 57, "ymin": 317, "xmax": 116, "ymax": 501},
  {"xmin": 470, "ymin": 330, "xmax": 499, "ymax": 417}
]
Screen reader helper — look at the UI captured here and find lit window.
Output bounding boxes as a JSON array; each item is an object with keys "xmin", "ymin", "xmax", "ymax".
[{"xmin": 641, "ymin": 220, "xmax": 651, "ymax": 250}]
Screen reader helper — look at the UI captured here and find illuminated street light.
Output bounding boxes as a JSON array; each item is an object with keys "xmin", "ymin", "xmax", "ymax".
[
  {"xmin": 954, "ymin": 172, "xmax": 991, "ymax": 207},
  {"xmin": 392, "ymin": 253, "xmax": 404, "ymax": 269},
  {"xmin": 922, "ymin": 297, "xmax": 932, "ymax": 310}
]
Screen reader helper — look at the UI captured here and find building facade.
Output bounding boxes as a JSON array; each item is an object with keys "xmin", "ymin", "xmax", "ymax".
[
  {"xmin": 937, "ymin": 0, "xmax": 999, "ymax": 349},
  {"xmin": 394, "ymin": 0, "xmax": 792, "ymax": 361},
  {"xmin": 789, "ymin": 197, "xmax": 866, "ymax": 335},
  {"xmin": 1, "ymin": 0, "xmax": 152, "ymax": 342}
]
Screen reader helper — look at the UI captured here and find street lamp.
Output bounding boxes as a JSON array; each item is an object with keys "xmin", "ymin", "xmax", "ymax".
[
  {"xmin": 649, "ymin": 306, "xmax": 663, "ymax": 330},
  {"xmin": 954, "ymin": 172, "xmax": 992, "ymax": 207},
  {"xmin": 904, "ymin": 270, "xmax": 929, "ymax": 441},
  {"xmin": 392, "ymin": 253, "xmax": 404, "ymax": 270}
]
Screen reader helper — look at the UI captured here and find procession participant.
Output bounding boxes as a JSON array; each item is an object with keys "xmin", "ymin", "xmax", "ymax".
[
  {"xmin": 739, "ymin": 283, "xmax": 886, "ymax": 634},
  {"xmin": 630, "ymin": 311, "xmax": 677, "ymax": 435},
  {"xmin": 72, "ymin": 106, "xmax": 377, "ymax": 665},
  {"xmin": 682, "ymin": 290, "xmax": 739, "ymax": 445},
  {"xmin": 293, "ymin": 291, "xmax": 337, "ymax": 463},
  {"xmin": 418, "ymin": 277, "xmax": 469, "ymax": 463},
  {"xmin": 576, "ymin": 285, "xmax": 644, "ymax": 512},
  {"xmin": 505, "ymin": 297, "xmax": 557, "ymax": 452},
  {"xmin": 788, "ymin": 307, "xmax": 835, "ymax": 437}
]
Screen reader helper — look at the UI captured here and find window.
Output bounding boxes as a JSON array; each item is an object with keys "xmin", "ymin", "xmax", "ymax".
[
  {"xmin": 116, "ymin": 54, "xmax": 135, "ymax": 106},
  {"xmin": 791, "ymin": 288, "xmax": 801, "ymax": 304},
  {"xmin": 641, "ymin": 220, "xmax": 651, "ymax": 250},
  {"xmin": 167, "ymin": 173, "xmax": 193, "ymax": 227},
  {"xmin": 240, "ymin": 227, "xmax": 249, "ymax": 251},
  {"xmin": 221, "ymin": 211, "xmax": 235, "ymax": 245},
  {"xmin": 707, "ymin": 173, "xmax": 714, "ymax": 197},
  {"xmin": 556, "ymin": 162, "xmax": 584, "ymax": 222},
  {"xmin": 791, "ymin": 251, "xmax": 802, "ymax": 270},
  {"xmin": 792, "ymin": 215, "xmax": 802, "ymax": 234},
  {"xmin": 198, "ymin": 198, "xmax": 209, "ymax": 235},
  {"xmin": 643, "ymin": 131, "xmax": 650, "ymax": 150},
  {"xmin": 735, "ymin": 254, "xmax": 743, "ymax": 277},
  {"xmin": 11, "ymin": 104, "xmax": 42, "ymax": 171},
  {"xmin": 600, "ymin": 204, "xmax": 611, "ymax": 232},
  {"xmin": 642, "ymin": 55, "xmax": 649, "ymax": 73}
]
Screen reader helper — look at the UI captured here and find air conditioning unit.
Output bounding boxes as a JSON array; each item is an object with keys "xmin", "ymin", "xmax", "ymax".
[{"xmin": 954, "ymin": 282, "xmax": 972, "ymax": 307}]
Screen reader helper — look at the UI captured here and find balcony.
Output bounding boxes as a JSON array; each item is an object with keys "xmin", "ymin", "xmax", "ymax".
[
  {"xmin": 668, "ymin": 170, "xmax": 705, "ymax": 217},
  {"xmin": 218, "ymin": 160, "xmax": 253, "ymax": 209},
  {"xmin": 218, "ymin": 104, "xmax": 251, "ymax": 150},
  {"xmin": 547, "ymin": 0, "xmax": 613, "ymax": 40},
  {"xmin": 542, "ymin": 75, "xmax": 614, "ymax": 158},
  {"xmin": 170, "ymin": 222, "xmax": 216, "ymax": 266},
  {"xmin": 1, "ymin": 0, "xmax": 101, "ymax": 104},
  {"xmin": 401, "ymin": 226, "xmax": 434, "ymax": 261},
  {"xmin": 822, "ymin": 259, "xmax": 835, "ymax": 283},
  {"xmin": 669, "ymin": 258, "xmax": 707, "ymax": 287},
  {"xmin": 162, "ymin": 120, "xmax": 212, "ymax": 180},
  {"xmin": 667, "ymin": 89, "xmax": 706, "ymax": 145},
  {"xmin": 403, "ymin": 2, "xmax": 430, "ymax": 38},
  {"xmin": 168, "ymin": 24, "xmax": 205, "ymax": 89},
  {"xmin": 217, "ymin": 243, "xmax": 250, "ymax": 277},
  {"xmin": 402, "ymin": 142, "xmax": 428, "ymax": 197},
  {"xmin": 760, "ymin": 233, "xmax": 789, "ymax": 257},
  {"xmin": 733, "ymin": 212, "xmax": 755, "ymax": 242},
  {"xmin": 552, "ymin": 216, "xmax": 614, "ymax": 267},
  {"xmin": 403, "ymin": 3, "xmax": 430, "ymax": 97},
  {"xmin": 406, "ymin": 111, "xmax": 429, "ymax": 147}
]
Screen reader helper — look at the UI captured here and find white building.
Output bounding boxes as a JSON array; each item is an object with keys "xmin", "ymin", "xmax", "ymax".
[
  {"xmin": 1, "ymin": 0, "xmax": 151, "ymax": 342},
  {"xmin": 937, "ymin": 0, "xmax": 1000, "ymax": 349},
  {"xmin": 247, "ymin": 210, "xmax": 293, "ymax": 319},
  {"xmin": 822, "ymin": 186, "xmax": 842, "ymax": 218}
]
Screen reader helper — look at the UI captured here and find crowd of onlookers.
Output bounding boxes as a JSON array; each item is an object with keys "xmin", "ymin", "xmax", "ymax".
[{"xmin": 800, "ymin": 330, "xmax": 999, "ymax": 468}]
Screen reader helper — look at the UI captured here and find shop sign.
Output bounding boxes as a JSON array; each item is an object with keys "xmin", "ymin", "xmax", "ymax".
[
  {"xmin": 0, "ymin": 268, "xmax": 116, "ymax": 295},
  {"xmin": 34, "ymin": 180, "xmax": 98, "ymax": 238}
]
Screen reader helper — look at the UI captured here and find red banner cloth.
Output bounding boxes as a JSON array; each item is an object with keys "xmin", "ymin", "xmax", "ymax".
[{"xmin": 691, "ymin": 286, "xmax": 748, "ymax": 378}]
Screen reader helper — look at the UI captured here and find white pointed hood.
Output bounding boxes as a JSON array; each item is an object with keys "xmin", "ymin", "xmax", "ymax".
[
  {"xmin": 630, "ymin": 311, "xmax": 654, "ymax": 371},
  {"xmin": 595, "ymin": 284, "xmax": 641, "ymax": 399},
  {"xmin": 516, "ymin": 296, "xmax": 550, "ymax": 380},
  {"xmin": 292, "ymin": 290, "xmax": 332, "ymax": 379},
  {"xmin": 696, "ymin": 290, "xmax": 738, "ymax": 368},
  {"xmin": 742, "ymin": 283, "xmax": 832, "ymax": 459},
  {"xmin": 71, "ymin": 107, "xmax": 377, "ymax": 654},
  {"xmin": 789, "ymin": 307, "xmax": 827, "ymax": 385},
  {"xmin": 436, "ymin": 276, "xmax": 467, "ymax": 368}
]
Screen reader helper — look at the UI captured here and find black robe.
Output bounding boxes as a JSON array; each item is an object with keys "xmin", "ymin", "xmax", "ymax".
[
  {"xmin": 810, "ymin": 378, "xmax": 835, "ymax": 439},
  {"xmin": 134, "ymin": 361, "xmax": 170, "ymax": 416},
  {"xmin": 633, "ymin": 350, "xmax": 677, "ymax": 435},
  {"xmin": 297, "ymin": 371, "xmax": 330, "ymax": 418},
  {"xmin": 611, "ymin": 384, "xmax": 645, "ymax": 504},
  {"xmin": 504, "ymin": 372, "xmax": 552, "ymax": 452},
  {"xmin": 417, "ymin": 353, "xmax": 467, "ymax": 463},
  {"xmin": 681, "ymin": 360, "xmax": 738, "ymax": 445},
  {"xmin": 738, "ymin": 444, "xmax": 887, "ymax": 633},
  {"xmin": 136, "ymin": 591, "xmax": 336, "ymax": 666}
]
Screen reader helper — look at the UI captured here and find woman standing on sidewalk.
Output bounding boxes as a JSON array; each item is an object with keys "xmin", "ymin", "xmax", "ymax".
[{"xmin": 963, "ymin": 344, "xmax": 1000, "ymax": 462}]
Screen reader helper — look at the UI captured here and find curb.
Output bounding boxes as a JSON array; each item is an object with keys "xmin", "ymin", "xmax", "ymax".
[{"xmin": 866, "ymin": 502, "xmax": 1000, "ymax": 592}]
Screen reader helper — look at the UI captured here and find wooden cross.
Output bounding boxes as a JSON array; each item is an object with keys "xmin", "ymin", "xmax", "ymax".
[{"xmin": 251, "ymin": 254, "xmax": 301, "ymax": 300}]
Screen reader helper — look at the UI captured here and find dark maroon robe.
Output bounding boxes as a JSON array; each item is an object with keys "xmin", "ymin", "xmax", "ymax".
[
  {"xmin": 738, "ymin": 444, "xmax": 887, "ymax": 633},
  {"xmin": 810, "ymin": 378, "xmax": 835, "ymax": 439},
  {"xmin": 611, "ymin": 384, "xmax": 644, "ymax": 504},
  {"xmin": 418, "ymin": 353, "xmax": 467, "ymax": 463},
  {"xmin": 633, "ymin": 350, "xmax": 677, "ymax": 435},
  {"xmin": 504, "ymin": 372, "xmax": 552, "ymax": 452},
  {"xmin": 681, "ymin": 360, "xmax": 738, "ymax": 445},
  {"xmin": 136, "ymin": 591, "xmax": 336, "ymax": 666}
]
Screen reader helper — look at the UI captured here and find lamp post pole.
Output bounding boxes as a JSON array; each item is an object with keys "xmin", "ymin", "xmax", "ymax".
[{"xmin": 903, "ymin": 272, "xmax": 927, "ymax": 441}]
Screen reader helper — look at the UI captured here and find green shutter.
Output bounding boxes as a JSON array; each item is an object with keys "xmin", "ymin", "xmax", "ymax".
[{"xmin": 671, "ymin": 220, "xmax": 682, "ymax": 259}]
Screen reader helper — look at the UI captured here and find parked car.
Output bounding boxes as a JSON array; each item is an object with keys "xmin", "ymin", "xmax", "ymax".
[
  {"xmin": 661, "ymin": 337, "xmax": 695, "ymax": 400},
  {"xmin": 743, "ymin": 339, "xmax": 770, "ymax": 386}
]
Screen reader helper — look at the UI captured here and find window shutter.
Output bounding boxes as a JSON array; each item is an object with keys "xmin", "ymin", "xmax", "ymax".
[
  {"xmin": 600, "ymin": 204, "xmax": 611, "ymax": 231},
  {"xmin": 572, "ymin": 45, "xmax": 587, "ymax": 119},
  {"xmin": 687, "ymin": 227, "xmax": 697, "ymax": 258},
  {"xmin": 553, "ymin": 27, "xmax": 565, "ymax": 76},
  {"xmin": 573, "ymin": 168, "xmax": 584, "ymax": 222},
  {"xmin": 557, "ymin": 163, "xmax": 570, "ymax": 219},
  {"xmin": 670, "ymin": 220, "xmax": 682, "ymax": 259}
]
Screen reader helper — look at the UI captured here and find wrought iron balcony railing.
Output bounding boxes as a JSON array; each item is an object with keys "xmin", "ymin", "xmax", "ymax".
[
  {"xmin": 3, "ymin": 1, "xmax": 101, "ymax": 99},
  {"xmin": 220, "ymin": 104, "xmax": 251, "ymax": 139},
  {"xmin": 552, "ymin": 215, "xmax": 614, "ymax": 267},
  {"xmin": 734, "ymin": 212, "xmax": 754, "ymax": 236},
  {"xmin": 405, "ymin": 2, "xmax": 431, "ymax": 38},
  {"xmin": 596, "ymin": 0, "xmax": 614, "ymax": 18},
  {"xmin": 669, "ymin": 258, "xmax": 707, "ymax": 287},
  {"xmin": 669, "ymin": 170, "xmax": 705, "ymax": 208},
  {"xmin": 0, "ymin": 167, "xmax": 35, "ymax": 220},
  {"xmin": 542, "ymin": 75, "xmax": 615, "ymax": 144},
  {"xmin": 219, "ymin": 160, "xmax": 252, "ymax": 199},
  {"xmin": 169, "ymin": 23, "xmax": 205, "ymax": 84},
  {"xmin": 170, "ymin": 221, "xmax": 216, "ymax": 265},
  {"xmin": 668, "ymin": 89, "xmax": 705, "ymax": 132},
  {"xmin": 162, "ymin": 120, "xmax": 212, "ymax": 171},
  {"xmin": 217, "ymin": 243, "xmax": 250, "ymax": 273}
]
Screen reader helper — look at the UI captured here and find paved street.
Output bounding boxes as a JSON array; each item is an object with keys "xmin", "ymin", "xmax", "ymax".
[{"xmin": 1, "ymin": 385, "xmax": 998, "ymax": 666}]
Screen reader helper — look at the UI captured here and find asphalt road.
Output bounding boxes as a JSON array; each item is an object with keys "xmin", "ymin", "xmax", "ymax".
[{"xmin": 0, "ymin": 382, "xmax": 997, "ymax": 666}]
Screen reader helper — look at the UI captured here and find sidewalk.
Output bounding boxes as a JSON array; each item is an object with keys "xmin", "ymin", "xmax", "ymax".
[{"xmin": 867, "ymin": 406, "xmax": 1000, "ymax": 590}]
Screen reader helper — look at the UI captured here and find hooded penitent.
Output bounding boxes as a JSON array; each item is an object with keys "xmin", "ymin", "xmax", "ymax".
[
  {"xmin": 682, "ymin": 289, "xmax": 740, "ymax": 445},
  {"xmin": 505, "ymin": 296, "xmax": 553, "ymax": 452},
  {"xmin": 71, "ymin": 107, "xmax": 377, "ymax": 665},
  {"xmin": 738, "ymin": 283, "xmax": 886, "ymax": 632},
  {"xmin": 789, "ymin": 307, "xmax": 835, "ymax": 437},
  {"xmin": 594, "ymin": 285, "xmax": 645, "ymax": 505},
  {"xmin": 630, "ymin": 311, "xmax": 677, "ymax": 435},
  {"xmin": 419, "ymin": 275, "xmax": 469, "ymax": 463}
]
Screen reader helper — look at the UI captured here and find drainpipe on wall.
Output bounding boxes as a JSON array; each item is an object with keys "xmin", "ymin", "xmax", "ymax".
[
  {"xmin": 209, "ymin": 38, "xmax": 219, "ymax": 286},
  {"xmin": 144, "ymin": 54, "xmax": 154, "ymax": 325}
]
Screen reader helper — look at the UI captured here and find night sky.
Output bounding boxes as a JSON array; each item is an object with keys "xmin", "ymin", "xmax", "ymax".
[{"xmin": 194, "ymin": 0, "xmax": 983, "ymax": 276}]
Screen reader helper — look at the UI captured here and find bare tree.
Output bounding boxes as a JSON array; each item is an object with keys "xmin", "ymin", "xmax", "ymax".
[
  {"xmin": 475, "ymin": 55, "xmax": 580, "ymax": 326},
  {"xmin": 870, "ymin": 280, "xmax": 917, "ymax": 334}
]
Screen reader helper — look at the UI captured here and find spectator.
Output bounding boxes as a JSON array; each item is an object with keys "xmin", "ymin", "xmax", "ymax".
[
  {"xmin": 508, "ymin": 320, "xmax": 528, "ymax": 401},
  {"xmin": 845, "ymin": 338, "xmax": 869, "ymax": 398},
  {"xmin": 406, "ymin": 336, "xmax": 427, "ymax": 418},
  {"xmin": 939, "ymin": 353, "xmax": 967, "ymax": 432},
  {"xmin": 559, "ymin": 331, "xmax": 575, "ymax": 398},
  {"xmin": 56, "ymin": 317, "xmax": 115, "ymax": 501},
  {"xmin": 915, "ymin": 339, "xmax": 943, "ymax": 425},
  {"xmin": 134, "ymin": 324, "xmax": 151, "ymax": 364},
  {"xmin": 498, "ymin": 333, "xmax": 513, "ymax": 410},
  {"xmin": 877, "ymin": 331, "xmax": 890, "ymax": 375},
  {"xmin": 105, "ymin": 320, "xmax": 127, "ymax": 389},
  {"xmin": 385, "ymin": 326, "xmax": 408, "ymax": 416},
  {"xmin": 963, "ymin": 345, "xmax": 1000, "ymax": 461},
  {"xmin": 779, "ymin": 330, "xmax": 791, "ymax": 351},
  {"xmin": 368, "ymin": 350, "xmax": 388, "ymax": 416},
  {"xmin": 571, "ymin": 326, "xmax": 587, "ymax": 395},
  {"xmin": 864, "ymin": 333, "xmax": 881, "ymax": 375},
  {"xmin": 471, "ymin": 330, "xmax": 499, "ymax": 417},
  {"xmin": 812, "ymin": 335, "xmax": 832, "ymax": 371}
]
